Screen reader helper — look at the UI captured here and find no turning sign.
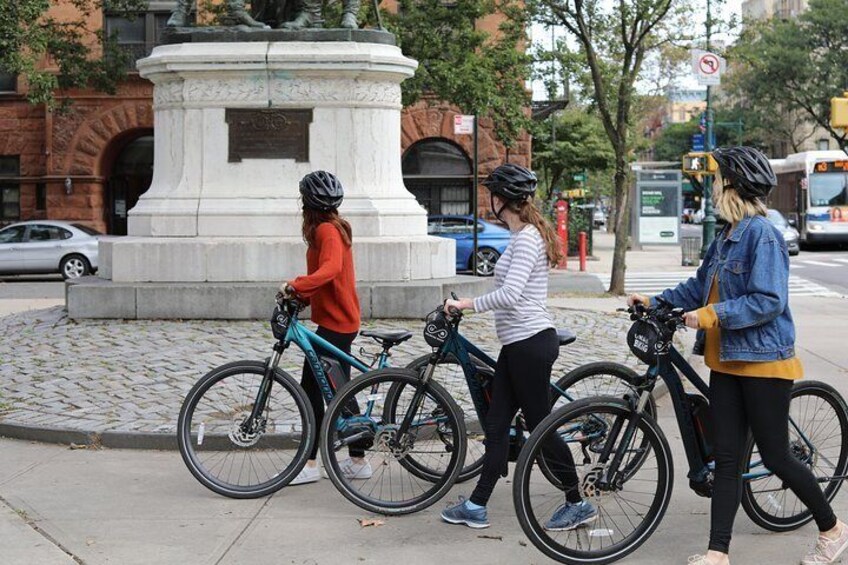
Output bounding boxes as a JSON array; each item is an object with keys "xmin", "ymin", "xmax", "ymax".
[{"xmin": 691, "ymin": 49, "xmax": 726, "ymax": 86}]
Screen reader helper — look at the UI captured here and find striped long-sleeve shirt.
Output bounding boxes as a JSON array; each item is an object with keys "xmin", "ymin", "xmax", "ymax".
[{"xmin": 473, "ymin": 224, "xmax": 554, "ymax": 345}]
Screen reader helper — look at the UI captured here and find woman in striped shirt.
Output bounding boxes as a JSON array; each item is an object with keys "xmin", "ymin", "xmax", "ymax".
[{"xmin": 440, "ymin": 164, "xmax": 596, "ymax": 531}]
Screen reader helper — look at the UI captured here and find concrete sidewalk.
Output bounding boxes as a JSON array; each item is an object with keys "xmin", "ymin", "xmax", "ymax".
[{"xmin": 548, "ymin": 230, "xmax": 697, "ymax": 295}]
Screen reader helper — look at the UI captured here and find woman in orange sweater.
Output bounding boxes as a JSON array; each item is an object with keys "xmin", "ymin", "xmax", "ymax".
[{"xmin": 282, "ymin": 171, "xmax": 370, "ymax": 485}]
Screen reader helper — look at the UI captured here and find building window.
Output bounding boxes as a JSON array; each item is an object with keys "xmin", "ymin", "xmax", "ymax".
[
  {"xmin": 106, "ymin": 5, "xmax": 180, "ymax": 66},
  {"xmin": 402, "ymin": 138, "xmax": 474, "ymax": 215},
  {"xmin": 817, "ymin": 138, "xmax": 830, "ymax": 151},
  {"xmin": 0, "ymin": 156, "xmax": 20, "ymax": 224},
  {"xmin": 0, "ymin": 70, "xmax": 16, "ymax": 93},
  {"xmin": 36, "ymin": 182, "xmax": 47, "ymax": 212}
]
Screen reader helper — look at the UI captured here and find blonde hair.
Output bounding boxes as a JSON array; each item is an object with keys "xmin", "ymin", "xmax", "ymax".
[
  {"xmin": 713, "ymin": 172, "xmax": 767, "ymax": 224},
  {"xmin": 503, "ymin": 198, "xmax": 564, "ymax": 267}
]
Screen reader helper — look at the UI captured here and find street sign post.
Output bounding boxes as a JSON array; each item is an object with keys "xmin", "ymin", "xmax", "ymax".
[
  {"xmin": 691, "ymin": 49, "xmax": 726, "ymax": 86},
  {"xmin": 454, "ymin": 114, "xmax": 479, "ymax": 275}
]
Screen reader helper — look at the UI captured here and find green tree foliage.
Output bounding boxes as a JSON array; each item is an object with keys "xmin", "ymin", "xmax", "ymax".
[
  {"xmin": 652, "ymin": 116, "xmax": 739, "ymax": 162},
  {"xmin": 728, "ymin": 0, "xmax": 848, "ymax": 151},
  {"xmin": 387, "ymin": 0, "xmax": 532, "ymax": 146},
  {"xmin": 0, "ymin": 0, "xmax": 146, "ymax": 109},
  {"xmin": 532, "ymin": 0, "xmax": 687, "ymax": 293},
  {"xmin": 531, "ymin": 107, "xmax": 614, "ymax": 198}
]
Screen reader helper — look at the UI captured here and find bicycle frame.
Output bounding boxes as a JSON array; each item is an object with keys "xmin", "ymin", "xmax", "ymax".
[
  {"xmin": 242, "ymin": 306, "xmax": 391, "ymax": 435},
  {"xmin": 618, "ymin": 345, "xmax": 818, "ymax": 487},
  {"xmin": 433, "ymin": 322, "xmax": 577, "ymax": 431}
]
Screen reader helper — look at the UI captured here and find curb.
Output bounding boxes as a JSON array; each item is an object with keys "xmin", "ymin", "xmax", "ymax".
[{"xmin": 0, "ymin": 422, "xmax": 177, "ymax": 450}]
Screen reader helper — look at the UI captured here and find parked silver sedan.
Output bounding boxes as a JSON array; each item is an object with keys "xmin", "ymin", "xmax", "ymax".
[{"xmin": 0, "ymin": 221, "xmax": 100, "ymax": 279}]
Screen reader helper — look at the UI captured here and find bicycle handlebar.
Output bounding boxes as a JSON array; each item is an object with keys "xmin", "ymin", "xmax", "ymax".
[{"xmin": 624, "ymin": 298, "xmax": 686, "ymax": 332}]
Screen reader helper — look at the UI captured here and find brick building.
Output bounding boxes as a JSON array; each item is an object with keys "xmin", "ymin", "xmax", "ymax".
[{"xmin": 0, "ymin": 1, "xmax": 529, "ymax": 234}]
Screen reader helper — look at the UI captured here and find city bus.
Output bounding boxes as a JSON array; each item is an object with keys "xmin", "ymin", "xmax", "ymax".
[{"xmin": 769, "ymin": 150, "xmax": 848, "ymax": 246}]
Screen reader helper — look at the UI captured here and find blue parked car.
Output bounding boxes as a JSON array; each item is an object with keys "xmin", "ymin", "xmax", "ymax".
[{"xmin": 427, "ymin": 215, "xmax": 511, "ymax": 276}]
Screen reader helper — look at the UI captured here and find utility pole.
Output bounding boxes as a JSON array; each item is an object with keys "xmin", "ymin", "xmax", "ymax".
[{"xmin": 700, "ymin": 0, "xmax": 716, "ymax": 258}]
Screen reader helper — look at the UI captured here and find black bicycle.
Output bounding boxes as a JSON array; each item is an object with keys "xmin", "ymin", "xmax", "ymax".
[
  {"xmin": 383, "ymin": 297, "xmax": 656, "ymax": 484},
  {"xmin": 513, "ymin": 299, "xmax": 848, "ymax": 564}
]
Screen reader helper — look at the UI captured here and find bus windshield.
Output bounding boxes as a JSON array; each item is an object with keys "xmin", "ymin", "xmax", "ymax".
[{"xmin": 810, "ymin": 173, "xmax": 848, "ymax": 207}]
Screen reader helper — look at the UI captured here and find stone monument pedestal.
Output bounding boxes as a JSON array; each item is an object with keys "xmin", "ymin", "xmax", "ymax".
[{"xmin": 67, "ymin": 33, "xmax": 490, "ymax": 320}]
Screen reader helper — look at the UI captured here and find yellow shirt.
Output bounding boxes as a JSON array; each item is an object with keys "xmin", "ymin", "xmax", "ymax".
[{"xmin": 695, "ymin": 276, "xmax": 803, "ymax": 380}]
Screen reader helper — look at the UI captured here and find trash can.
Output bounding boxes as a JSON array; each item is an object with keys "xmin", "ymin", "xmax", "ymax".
[{"xmin": 681, "ymin": 237, "xmax": 700, "ymax": 267}]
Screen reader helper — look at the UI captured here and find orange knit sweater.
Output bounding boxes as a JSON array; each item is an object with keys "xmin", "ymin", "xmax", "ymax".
[{"xmin": 290, "ymin": 223, "xmax": 360, "ymax": 334}]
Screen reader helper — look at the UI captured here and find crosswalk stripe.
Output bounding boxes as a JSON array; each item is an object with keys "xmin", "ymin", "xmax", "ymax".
[
  {"xmin": 789, "ymin": 264, "xmax": 806, "ymax": 269},
  {"xmin": 800, "ymin": 260, "xmax": 841, "ymax": 268},
  {"xmin": 595, "ymin": 272, "xmax": 842, "ymax": 298},
  {"xmin": 833, "ymin": 258, "xmax": 848, "ymax": 265}
]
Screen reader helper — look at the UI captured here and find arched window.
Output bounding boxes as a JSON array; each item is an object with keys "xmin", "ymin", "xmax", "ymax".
[{"xmin": 402, "ymin": 139, "xmax": 473, "ymax": 215}]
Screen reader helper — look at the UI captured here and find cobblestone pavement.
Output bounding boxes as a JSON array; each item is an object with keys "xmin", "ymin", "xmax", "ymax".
[{"xmin": 0, "ymin": 306, "xmax": 655, "ymax": 437}]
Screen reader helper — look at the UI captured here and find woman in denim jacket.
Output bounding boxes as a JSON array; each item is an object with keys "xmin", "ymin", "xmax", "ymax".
[{"xmin": 629, "ymin": 147, "xmax": 847, "ymax": 565}]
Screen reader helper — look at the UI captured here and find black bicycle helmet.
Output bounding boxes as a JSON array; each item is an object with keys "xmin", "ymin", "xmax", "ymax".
[
  {"xmin": 299, "ymin": 170, "xmax": 344, "ymax": 211},
  {"xmin": 482, "ymin": 163, "xmax": 538, "ymax": 201},
  {"xmin": 711, "ymin": 146, "xmax": 777, "ymax": 201}
]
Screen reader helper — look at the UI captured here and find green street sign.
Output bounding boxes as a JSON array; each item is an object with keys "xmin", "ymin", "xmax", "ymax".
[{"xmin": 573, "ymin": 173, "xmax": 586, "ymax": 182}]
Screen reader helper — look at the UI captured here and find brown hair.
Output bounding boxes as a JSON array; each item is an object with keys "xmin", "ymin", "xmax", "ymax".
[
  {"xmin": 302, "ymin": 207, "xmax": 353, "ymax": 248},
  {"xmin": 503, "ymin": 198, "xmax": 564, "ymax": 267}
]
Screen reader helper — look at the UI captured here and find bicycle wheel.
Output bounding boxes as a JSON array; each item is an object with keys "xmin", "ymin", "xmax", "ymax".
[
  {"xmin": 177, "ymin": 360, "xmax": 315, "ymax": 498},
  {"xmin": 553, "ymin": 362, "xmax": 655, "ymax": 418},
  {"xmin": 321, "ymin": 367, "xmax": 466, "ymax": 515},
  {"xmin": 398, "ymin": 354, "xmax": 489, "ymax": 483},
  {"xmin": 540, "ymin": 362, "xmax": 657, "ymax": 489},
  {"xmin": 514, "ymin": 397, "xmax": 673, "ymax": 565},
  {"xmin": 741, "ymin": 380, "xmax": 848, "ymax": 532}
]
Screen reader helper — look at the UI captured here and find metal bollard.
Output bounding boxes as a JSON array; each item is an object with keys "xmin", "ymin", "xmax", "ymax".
[
  {"xmin": 556, "ymin": 199, "xmax": 568, "ymax": 269},
  {"xmin": 578, "ymin": 231, "xmax": 587, "ymax": 272}
]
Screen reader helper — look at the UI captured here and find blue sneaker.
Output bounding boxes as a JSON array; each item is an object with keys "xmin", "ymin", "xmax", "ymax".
[
  {"xmin": 544, "ymin": 501, "xmax": 598, "ymax": 531},
  {"xmin": 441, "ymin": 496, "xmax": 490, "ymax": 529}
]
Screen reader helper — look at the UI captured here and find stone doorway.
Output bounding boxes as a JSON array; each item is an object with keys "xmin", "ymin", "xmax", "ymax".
[{"xmin": 106, "ymin": 135, "xmax": 153, "ymax": 235}]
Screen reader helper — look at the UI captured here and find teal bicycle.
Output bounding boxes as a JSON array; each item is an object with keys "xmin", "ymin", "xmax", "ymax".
[{"xmin": 177, "ymin": 295, "xmax": 466, "ymax": 515}]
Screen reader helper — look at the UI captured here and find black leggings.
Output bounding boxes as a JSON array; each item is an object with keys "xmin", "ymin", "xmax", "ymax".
[
  {"xmin": 709, "ymin": 371, "xmax": 837, "ymax": 553},
  {"xmin": 470, "ymin": 329, "xmax": 582, "ymax": 506},
  {"xmin": 301, "ymin": 326, "xmax": 361, "ymax": 460}
]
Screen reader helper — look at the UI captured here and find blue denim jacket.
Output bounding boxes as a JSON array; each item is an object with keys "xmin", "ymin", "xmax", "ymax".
[{"xmin": 652, "ymin": 215, "xmax": 796, "ymax": 362}]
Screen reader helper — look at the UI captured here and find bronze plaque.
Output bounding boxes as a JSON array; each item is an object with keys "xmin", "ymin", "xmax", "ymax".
[{"xmin": 226, "ymin": 109, "xmax": 312, "ymax": 163}]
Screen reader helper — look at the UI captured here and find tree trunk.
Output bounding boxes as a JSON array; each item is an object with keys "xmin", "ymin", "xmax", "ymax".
[{"xmin": 608, "ymin": 157, "xmax": 630, "ymax": 295}]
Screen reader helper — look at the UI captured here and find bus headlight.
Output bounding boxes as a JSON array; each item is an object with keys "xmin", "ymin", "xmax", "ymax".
[{"xmin": 808, "ymin": 223, "xmax": 825, "ymax": 232}]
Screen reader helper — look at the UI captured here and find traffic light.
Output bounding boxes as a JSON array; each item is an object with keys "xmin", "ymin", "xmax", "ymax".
[
  {"xmin": 682, "ymin": 152, "xmax": 718, "ymax": 176},
  {"xmin": 832, "ymin": 92, "xmax": 848, "ymax": 129}
]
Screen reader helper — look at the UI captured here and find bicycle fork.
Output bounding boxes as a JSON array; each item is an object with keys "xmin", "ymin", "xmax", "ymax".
[
  {"xmin": 241, "ymin": 342, "xmax": 285, "ymax": 435},
  {"xmin": 597, "ymin": 390, "xmax": 652, "ymax": 490}
]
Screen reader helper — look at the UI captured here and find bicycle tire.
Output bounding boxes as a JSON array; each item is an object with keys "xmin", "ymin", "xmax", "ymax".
[
  {"xmin": 741, "ymin": 380, "xmax": 848, "ymax": 532},
  {"xmin": 396, "ymin": 354, "xmax": 490, "ymax": 482},
  {"xmin": 177, "ymin": 360, "xmax": 316, "ymax": 499},
  {"xmin": 321, "ymin": 367, "xmax": 466, "ymax": 515},
  {"xmin": 514, "ymin": 396, "xmax": 674, "ymax": 564},
  {"xmin": 538, "ymin": 362, "xmax": 656, "ymax": 489}
]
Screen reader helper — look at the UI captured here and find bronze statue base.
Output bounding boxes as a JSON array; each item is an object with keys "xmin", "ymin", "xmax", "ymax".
[{"xmin": 160, "ymin": 26, "xmax": 395, "ymax": 46}]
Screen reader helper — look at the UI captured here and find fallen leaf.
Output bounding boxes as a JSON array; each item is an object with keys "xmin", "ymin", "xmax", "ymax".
[
  {"xmin": 358, "ymin": 518, "xmax": 385, "ymax": 528},
  {"xmin": 477, "ymin": 534, "xmax": 503, "ymax": 541},
  {"xmin": 519, "ymin": 540, "xmax": 527, "ymax": 547},
  {"xmin": 86, "ymin": 539, "xmax": 96, "ymax": 546}
]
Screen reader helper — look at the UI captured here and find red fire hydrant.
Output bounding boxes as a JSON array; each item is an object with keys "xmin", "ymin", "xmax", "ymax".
[{"xmin": 556, "ymin": 198, "xmax": 568, "ymax": 269}]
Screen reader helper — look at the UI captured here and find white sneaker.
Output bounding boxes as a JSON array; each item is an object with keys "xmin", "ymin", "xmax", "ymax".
[
  {"xmin": 289, "ymin": 465, "xmax": 321, "ymax": 485},
  {"xmin": 802, "ymin": 522, "xmax": 848, "ymax": 564},
  {"xmin": 339, "ymin": 458, "xmax": 373, "ymax": 480}
]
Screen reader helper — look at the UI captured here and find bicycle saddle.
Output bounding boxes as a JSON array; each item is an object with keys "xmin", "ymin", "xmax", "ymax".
[
  {"xmin": 360, "ymin": 329, "xmax": 413, "ymax": 347},
  {"xmin": 557, "ymin": 328, "xmax": 577, "ymax": 347}
]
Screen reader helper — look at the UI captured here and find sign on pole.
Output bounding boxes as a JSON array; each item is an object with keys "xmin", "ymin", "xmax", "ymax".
[
  {"xmin": 454, "ymin": 115, "xmax": 475, "ymax": 135},
  {"xmin": 691, "ymin": 49, "xmax": 726, "ymax": 86}
]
